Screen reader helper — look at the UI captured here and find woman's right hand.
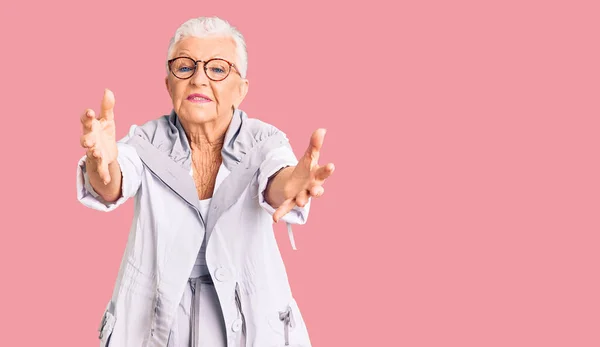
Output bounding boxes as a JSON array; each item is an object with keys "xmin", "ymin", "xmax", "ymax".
[{"xmin": 80, "ymin": 89, "xmax": 118, "ymax": 185}]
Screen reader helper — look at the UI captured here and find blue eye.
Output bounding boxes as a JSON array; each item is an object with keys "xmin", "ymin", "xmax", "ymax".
[{"xmin": 178, "ymin": 67, "xmax": 193, "ymax": 72}]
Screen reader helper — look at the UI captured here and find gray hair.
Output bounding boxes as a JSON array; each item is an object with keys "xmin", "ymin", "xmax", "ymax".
[{"xmin": 166, "ymin": 16, "xmax": 248, "ymax": 78}]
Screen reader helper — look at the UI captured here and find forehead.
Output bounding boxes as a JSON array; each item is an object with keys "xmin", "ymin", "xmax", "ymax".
[{"xmin": 172, "ymin": 36, "xmax": 237, "ymax": 62}]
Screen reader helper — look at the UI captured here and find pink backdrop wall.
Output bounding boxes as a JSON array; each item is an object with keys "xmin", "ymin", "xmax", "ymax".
[{"xmin": 0, "ymin": 0, "xmax": 598, "ymax": 345}]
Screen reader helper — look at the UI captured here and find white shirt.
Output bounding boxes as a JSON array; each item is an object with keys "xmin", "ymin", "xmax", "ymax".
[{"xmin": 189, "ymin": 164, "xmax": 230, "ymax": 278}]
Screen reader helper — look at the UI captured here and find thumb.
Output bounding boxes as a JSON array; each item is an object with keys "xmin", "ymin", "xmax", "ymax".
[{"xmin": 100, "ymin": 89, "xmax": 115, "ymax": 121}]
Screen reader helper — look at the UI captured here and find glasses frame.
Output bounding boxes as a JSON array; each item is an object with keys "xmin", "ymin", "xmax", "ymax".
[{"xmin": 167, "ymin": 57, "xmax": 241, "ymax": 81}]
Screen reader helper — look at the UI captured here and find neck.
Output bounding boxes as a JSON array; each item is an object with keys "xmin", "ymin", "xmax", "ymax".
[
  {"xmin": 188, "ymin": 131, "xmax": 225, "ymax": 152},
  {"xmin": 180, "ymin": 112, "xmax": 232, "ymax": 152}
]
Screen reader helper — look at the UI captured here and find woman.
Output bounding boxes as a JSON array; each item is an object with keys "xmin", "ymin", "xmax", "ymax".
[{"xmin": 77, "ymin": 16, "xmax": 334, "ymax": 347}]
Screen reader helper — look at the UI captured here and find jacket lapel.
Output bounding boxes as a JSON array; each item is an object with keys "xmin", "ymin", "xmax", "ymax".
[
  {"xmin": 205, "ymin": 131, "xmax": 288, "ymax": 239},
  {"xmin": 126, "ymin": 135, "xmax": 200, "ymax": 213}
]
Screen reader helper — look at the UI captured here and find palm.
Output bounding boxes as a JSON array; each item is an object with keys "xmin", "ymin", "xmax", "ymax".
[{"xmin": 97, "ymin": 117, "xmax": 117, "ymax": 163}]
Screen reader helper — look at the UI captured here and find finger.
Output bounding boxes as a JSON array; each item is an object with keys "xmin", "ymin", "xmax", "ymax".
[
  {"xmin": 100, "ymin": 89, "xmax": 115, "ymax": 121},
  {"xmin": 85, "ymin": 147, "xmax": 104, "ymax": 179},
  {"xmin": 80, "ymin": 109, "xmax": 95, "ymax": 131},
  {"xmin": 304, "ymin": 128, "xmax": 326, "ymax": 164},
  {"xmin": 309, "ymin": 185, "xmax": 324, "ymax": 198},
  {"xmin": 295, "ymin": 189, "xmax": 310, "ymax": 207},
  {"xmin": 80, "ymin": 133, "xmax": 96, "ymax": 148},
  {"xmin": 83, "ymin": 117, "xmax": 101, "ymax": 140},
  {"xmin": 97, "ymin": 155, "xmax": 111, "ymax": 185},
  {"xmin": 87, "ymin": 147, "xmax": 102, "ymax": 160},
  {"xmin": 273, "ymin": 197, "xmax": 296, "ymax": 223},
  {"xmin": 314, "ymin": 163, "xmax": 335, "ymax": 181}
]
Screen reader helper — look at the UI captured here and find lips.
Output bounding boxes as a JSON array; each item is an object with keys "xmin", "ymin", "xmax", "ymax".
[{"xmin": 187, "ymin": 93, "xmax": 212, "ymax": 103}]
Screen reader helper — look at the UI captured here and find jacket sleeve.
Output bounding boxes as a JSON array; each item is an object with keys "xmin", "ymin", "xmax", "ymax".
[
  {"xmin": 76, "ymin": 125, "xmax": 144, "ymax": 212},
  {"xmin": 257, "ymin": 135, "xmax": 311, "ymax": 225}
]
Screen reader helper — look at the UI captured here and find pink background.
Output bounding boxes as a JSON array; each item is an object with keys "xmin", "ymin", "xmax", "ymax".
[{"xmin": 1, "ymin": 0, "xmax": 599, "ymax": 346}]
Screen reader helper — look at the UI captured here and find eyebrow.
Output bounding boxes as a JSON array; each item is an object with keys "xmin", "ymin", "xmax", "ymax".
[
  {"xmin": 174, "ymin": 51, "xmax": 193, "ymax": 59},
  {"xmin": 172, "ymin": 51, "xmax": 231, "ymax": 62}
]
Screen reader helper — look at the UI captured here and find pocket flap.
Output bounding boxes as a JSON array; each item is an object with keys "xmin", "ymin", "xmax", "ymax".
[{"xmin": 268, "ymin": 301, "xmax": 298, "ymax": 334}]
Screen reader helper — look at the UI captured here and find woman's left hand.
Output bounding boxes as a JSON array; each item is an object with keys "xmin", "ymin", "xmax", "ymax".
[{"xmin": 273, "ymin": 128, "xmax": 335, "ymax": 222}]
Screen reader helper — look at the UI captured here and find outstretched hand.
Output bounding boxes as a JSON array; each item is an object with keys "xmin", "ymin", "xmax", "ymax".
[
  {"xmin": 80, "ymin": 89, "xmax": 118, "ymax": 185},
  {"xmin": 273, "ymin": 129, "xmax": 335, "ymax": 222}
]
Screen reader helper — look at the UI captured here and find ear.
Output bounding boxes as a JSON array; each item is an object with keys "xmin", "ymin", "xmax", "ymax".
[
  {"xmin": 233, "ymin": 79, "xmax": 249, "ymax": 109},
  {"xmin": 165, "ymin": 76, "xmax": 171, "ymax": 96}
]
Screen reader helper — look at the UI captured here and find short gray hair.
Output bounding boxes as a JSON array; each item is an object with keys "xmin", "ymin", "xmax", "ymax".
[{"xmin": 166, "ymin": 16, "xmax": 248, "ymax": 78}]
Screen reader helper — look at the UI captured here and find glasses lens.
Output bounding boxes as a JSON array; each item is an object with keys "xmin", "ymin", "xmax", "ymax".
[
  {"xmin": 170, "ymin": 58, "xmax": 196, "ymax": 79},
  {"xmin": 205, "ymin": 60, "xmax": 230, "ymax": 81}
]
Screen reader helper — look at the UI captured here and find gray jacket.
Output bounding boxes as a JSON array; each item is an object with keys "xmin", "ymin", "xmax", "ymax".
[{"xmin": 76, "ymin": 109, "xmax": 312, "ymax": 347}]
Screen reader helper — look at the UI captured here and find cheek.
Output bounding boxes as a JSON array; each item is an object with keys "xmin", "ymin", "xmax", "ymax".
[
  {"xmin": 212, "ymin": 84, "xmax": 236, "ymax": 106},
  {"xmin": 167, "ymin": 80, "xmax": 176, "ymax": 98},
  {"xmin": 171, "ymin": 84, "xmax": 188, "ymax": 106}
]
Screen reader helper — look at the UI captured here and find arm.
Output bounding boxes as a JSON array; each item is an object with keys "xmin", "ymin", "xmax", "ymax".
[
  {"xmin": 257, "ymin": 141, "xmax": 309, "ymax": 225},
  {"xmin": 77, "ymin": 89, "xmax": 143, "ymax": 211},
  {"xmin": 85, "ymin": 156, "xmax": 123, "ymax": 203},
  {"xmin": 261, "ymin": 128, "xmax": 335, "ymax": 223}
]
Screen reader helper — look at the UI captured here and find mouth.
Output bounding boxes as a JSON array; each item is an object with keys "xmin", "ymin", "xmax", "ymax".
[{"xmin": 187, "ymin": 93, "xmax": 212, "ymax": 103}]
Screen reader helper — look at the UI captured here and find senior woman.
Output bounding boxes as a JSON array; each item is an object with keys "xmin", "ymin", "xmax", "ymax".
[{"xmin": 77, "ymin": 16, "xmax": 334, "ymax": 347}]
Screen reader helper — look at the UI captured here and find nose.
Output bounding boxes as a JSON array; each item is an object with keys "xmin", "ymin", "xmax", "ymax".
[{"xmin": 191, "ymin": 65, "xmax": 210, "ymax": 86}]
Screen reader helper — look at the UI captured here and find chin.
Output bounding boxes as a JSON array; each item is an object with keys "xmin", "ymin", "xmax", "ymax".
[{"xmin": 178, "ymin": 105, "xmax": 217, "ymax": 123}]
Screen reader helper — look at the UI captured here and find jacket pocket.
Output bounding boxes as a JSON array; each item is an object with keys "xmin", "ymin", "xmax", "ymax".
[
  {"xmin": 267, "ymin": 297, "xmax": 312, "ymax": 347},
  {"xmin": 98, "ymin": 309, "xmax": 116, "ymax": 347},
  {"xmin": 268, "ymin": 302, "xmax": 298, "ymax": 346},
  {"xmin": 279, "ymin": 305, "xmax": 296, "ymax": 346}
]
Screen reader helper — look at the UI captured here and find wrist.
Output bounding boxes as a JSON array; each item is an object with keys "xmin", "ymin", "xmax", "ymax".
[{"xmin": 265, "ymin": 166, "xmax": 295, "ymax": 207}]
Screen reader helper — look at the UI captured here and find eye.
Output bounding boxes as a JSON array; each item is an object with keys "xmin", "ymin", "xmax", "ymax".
[{"xmin": 210, "ymin": 67, "xmax": 226, "ymax": 74}]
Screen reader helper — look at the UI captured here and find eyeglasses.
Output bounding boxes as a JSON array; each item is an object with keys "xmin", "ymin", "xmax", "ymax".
[{"xmin": 167, "ymin": 57, "xmax": 240, "ymax": 81}]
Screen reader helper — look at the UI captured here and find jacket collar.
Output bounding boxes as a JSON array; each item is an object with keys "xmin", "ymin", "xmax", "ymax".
[{"xmin": 166, "ymin": 107, "xmax": 246, "ymax": 172}]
